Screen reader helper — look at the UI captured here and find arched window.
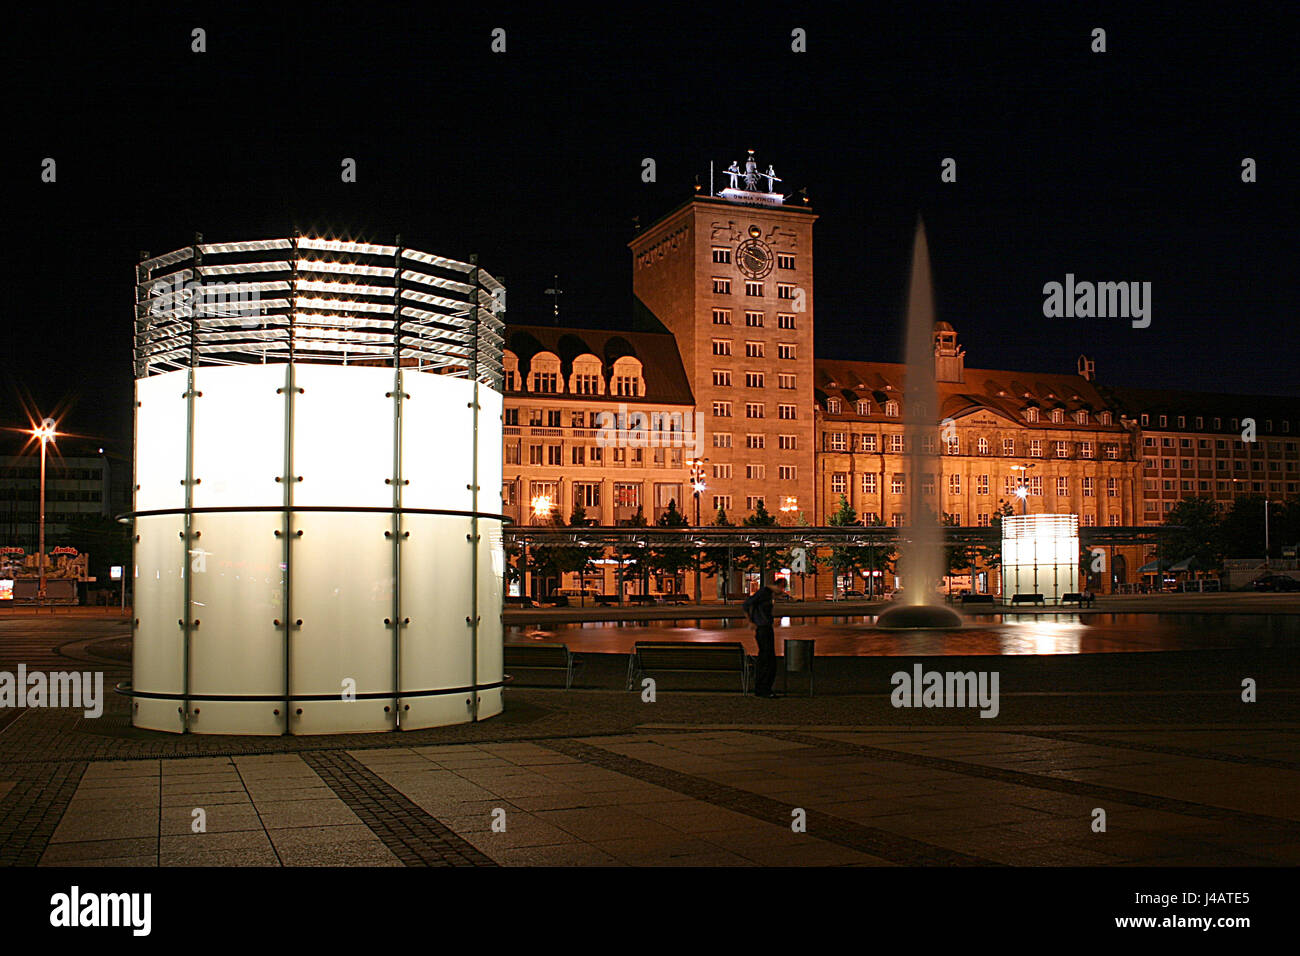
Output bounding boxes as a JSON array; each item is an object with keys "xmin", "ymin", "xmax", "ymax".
[
  {"xmin": 1050, "ymin": 408, "xmax": 1064, "ymax": 424},
  {"xmin": 857, "ymin": 400, "xmax": 871, "ymax": 415},
  {"xmin": 569, "ymin": 354, "xmax": 604, "ymax": 395},
  {"xmin": 611, "ymin": 356, "xmax": 644, "ymax": 397},
  {"xmin": 529, "ymin": 351, "xmax": 562, "ymax": 393},
  {"xmin": 502, "ymin": 350, "xmax": 520, "ymax": 391},
  {"xmin": 1025, "ymin": 407, "xmax": 1040, "ymax": 423},
  {"xmin": 826, "ymin": 398, "xmax": 842, "ymax": 414},
  {"xmin": 977, "ymin": 437, "xmax": 989, "ymax": 455},
  {"xmin": 885, "ymin": 401, "xmax": 899, "ymax": 417}
]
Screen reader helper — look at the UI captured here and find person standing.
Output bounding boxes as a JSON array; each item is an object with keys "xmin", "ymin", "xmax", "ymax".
[{"xmin": 743, "ymin": 577, "xmax": 787, "ymax": 698}]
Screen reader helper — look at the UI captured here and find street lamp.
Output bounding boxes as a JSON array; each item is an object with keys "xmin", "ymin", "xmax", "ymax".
[
  {"xmin": 1010, "ymin": 463, "xmax": 1035, "ymax": 515},
  {"xmin": 523, "ymin": 494, "xmax": 554, "ymax": 601},
  {"xmin": 687, "ymin": 457, "xmax": 707, "ymax": 603},
  {"xmin": 33, "ymin": 418, "xmax": 58, "ymax": 606}
]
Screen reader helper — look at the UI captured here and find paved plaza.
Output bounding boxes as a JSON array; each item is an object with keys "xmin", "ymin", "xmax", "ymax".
[{"xmin": 1, "ymin": 611, "xmax": 1297, "ymax": 867}]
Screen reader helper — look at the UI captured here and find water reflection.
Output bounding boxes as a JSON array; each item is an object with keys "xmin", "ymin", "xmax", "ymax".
[{"xmin": 507, "ymin": 613, "xmax": 1300, "ymax": 657}]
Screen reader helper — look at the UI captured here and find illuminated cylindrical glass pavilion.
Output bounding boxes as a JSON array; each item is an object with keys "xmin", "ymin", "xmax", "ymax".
[{"xmin": 129, "ymin": 237, "xmax": 506, "ymax": 734}]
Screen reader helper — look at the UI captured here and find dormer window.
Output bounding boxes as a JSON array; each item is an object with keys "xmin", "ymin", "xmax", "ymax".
[
  {"xmin": 885, "ymin": 401, "xmax": 899, "ymax": 417},
  {"xmin": 1026, "ymin": 407, "xmax": 1040, "ymax": 423},
  {"xmin": 569, "ymin": 354, "xmax": 604, "ymax": 396},
  {"xmin": 528, "ymin": 351, "xmax": 562, "ymax": 393},
  {"xmin": 1099, "ymin": 411, "xmax": 1112, "ymax": 425},
  {"xmin": 856, "ymin": 400, "xmax": 871, "ymax": 415},
  {"xmin": 1050, "ymin": 409, "xmax": 1064, "ymax": 424},
  {"xmin": 611, "ymin": 356, "xmax": 644, "ymax": 397},
  {"xmin": 826, "ymin": 398, "xmax": 842, "ymax": 414},
  {"xmin": 1074, "ymin": 409, "xmax": 1088, "ymax": 425}
]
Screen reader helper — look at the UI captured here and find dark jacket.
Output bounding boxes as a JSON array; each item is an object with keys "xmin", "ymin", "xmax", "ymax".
[{"xmin": 743, "ymin": 586, "xmax": 777, "ymax": 627}]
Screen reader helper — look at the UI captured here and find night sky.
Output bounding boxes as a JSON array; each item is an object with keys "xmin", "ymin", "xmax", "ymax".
[{"xmin": 8, "ymin": 3, "xmax": 1297, "ymax": 456}]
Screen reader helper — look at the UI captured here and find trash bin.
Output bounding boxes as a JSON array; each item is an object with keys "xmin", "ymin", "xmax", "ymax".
[{"xmin": 783, "ymin": 638, "xmax": 815, "ymax": 696}]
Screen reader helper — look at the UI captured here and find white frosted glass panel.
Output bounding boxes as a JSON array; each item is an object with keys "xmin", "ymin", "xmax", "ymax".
[
  {"xmin": 476, "ymin": 519, "xmax": 505, "ymax": 685},
  {"xmin": 187, "ymin": 702, "xmax": 284, "ymax": 736},
  {"xmin": 293, "ymin": 365, "xmax": 395, "ymax": 509},
  {"xmin": 475, "ymin": 387, "xmax": 503, "ymax": 516},
  {"xmin": 400, "ymin": 515, "xmax": 474, "ymax": 693},
  {"xmin": 402, "ymin": 374, "xmax": 476, "ymax": 512},
  {"xmin": 289, "ymin": 512, "xmax": 393, "ymax": 699},
  {"xmin": 136, "ymin": 372, "xmax": 189, "ymax": 511},
  {"xmin": 193, "ymin": 365, "xmax": 286, "ymax": 508},
  {"xmin": 402, "ymin": 694, "xmax": 475, "ymax": 730},
  {"xmin": 189, "ymin": 513, "xmax": 285, "ymax": 697},
  {"xmin": 295, "ymin": 699, "xmax": 392, "ymax": 735},
  {"xmin": 132, "ymin": 514, "xmax": 185, "ymax": 695}
]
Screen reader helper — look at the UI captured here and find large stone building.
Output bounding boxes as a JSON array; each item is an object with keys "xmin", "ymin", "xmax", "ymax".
[
  {"xmin": 498, "ymin": 155, "xmax": 1299, "ymax": 597},
  {"xmin": 814, "ymin": 329, "xmax": 1142, "ymax": 529},
  {"xmin": 1102, "ymin": 388, "xmax": 1300, "ymax": 524},
  {"xmin": 500, "ymin": 325, "xmax": 696, "ymax": 528},
  {"xmin": 628, "ymin": 163, "xmax": 818, "ymax": 521}
]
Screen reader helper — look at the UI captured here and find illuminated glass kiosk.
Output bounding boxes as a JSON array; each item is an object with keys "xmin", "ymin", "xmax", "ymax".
[
  {"xmin": 1000, "ymin": 514, "xmax": 1080, "ymax": 605},
  {"xmin": 128, "ymin": 237, "xmax": 506, "ymax": 734}
]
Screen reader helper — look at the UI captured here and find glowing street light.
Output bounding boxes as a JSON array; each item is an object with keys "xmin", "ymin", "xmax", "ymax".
[
  {"xmin": 32, "ymin": 417, "xmax": 58, "ymax": 605},
  {"xmin": 530, "ymin": 494, "xmax": 554, "ymax": 522},
  {"xmin": 687, "ymin": 457, "xmax": 708, "ymax": 603},
  {"xmin": 1010, "ymin": 463, "xmax": 1035, "ymax": 515}
]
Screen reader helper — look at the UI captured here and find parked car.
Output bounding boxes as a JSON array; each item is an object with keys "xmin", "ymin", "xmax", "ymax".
[{"xmin": 1252, "ymin": 574, "xmax": 1300, "ymax": 592}]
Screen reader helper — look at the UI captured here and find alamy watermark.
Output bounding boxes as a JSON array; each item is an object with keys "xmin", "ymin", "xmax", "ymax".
[
  {"xmin": 890, "ymin": 664, "xmax": 999, "ymax": 718},
  {"xmin": 145, "ymin": 273, "xmax": 263, "ymax": 327},
  {"xmin": 595, "ymin": 404, "xmax": 704, "ymax": 457},
  {"xmin": 0, "ymin": 666, "xmax": 104, "ymax": 718},
  {"xmin": 1042, "ymin": 274, "xmax": 1151, "ymax": 328}
]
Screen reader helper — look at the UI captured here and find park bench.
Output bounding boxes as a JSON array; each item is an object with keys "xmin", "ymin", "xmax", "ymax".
[
  {"xmin": 503, "ymin": 643, "xmax": 583, "ymax": 689},
  {"xmin": 960, "ymin": 594, "xmax": 995, "ymax": 607},
  {"xmin": 626, "ymin": 641, "xmax": 752, "ymax": 693},
  {"xmin": 1009, "ymin": 593, "xmax": 1046, "ymax": 607},
  {"xmin": 1060, "ymin": 592, "xmax": 1095, "ymax": 608}
]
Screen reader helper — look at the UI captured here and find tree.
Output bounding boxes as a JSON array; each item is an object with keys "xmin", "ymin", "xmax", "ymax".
[
  {"xmin": 981, "ymin": 501, "xmax": 1016, "ymax": 571},
  {"xmin": 820, "ymin": 494, "xmax": 865, "ymax": 588},
  {"xmin": 858, "ymin": 513, "xmax": 897, "ymax": 597},
  {"xmin": 700, "ymin": 507, "xmax": 735, "ymax": 596},
  {"xmin": 941, "ymin": 512, "xmax": 981, "ymax": 592},
  {"xmin": 619, "ymin": 504, "xmax": 651, "ymax": 595},
  {"xmin": 1163, "ymin": 496, "xmax": 1223, "ymax": 571},
  {"xmin": 738, "ymin": 500, "xmax": 789, "ymax": 583},
  {"xmin": 649, "ymin": 498, "xmax": 693, "ymax": 583}
]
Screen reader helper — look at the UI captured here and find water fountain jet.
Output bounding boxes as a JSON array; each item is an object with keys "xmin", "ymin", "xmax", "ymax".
[{"xmin": 877, "ymin": 218, "xmax": 964, "ymax": 630}]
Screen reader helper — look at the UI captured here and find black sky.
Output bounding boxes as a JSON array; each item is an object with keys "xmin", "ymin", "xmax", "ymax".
[{"xmin": 7, "ymin": 3, "xmax": 1297, "ymax": 455}]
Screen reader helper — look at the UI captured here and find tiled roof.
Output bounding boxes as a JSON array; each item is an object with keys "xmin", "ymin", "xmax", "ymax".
[
  {"xmin": 813, "ymin": 358, "xmax": 1127, "ymax": 430},
  {"xmin": 504, "ymin": 323, "xmax": 695, "ymax": 406}
]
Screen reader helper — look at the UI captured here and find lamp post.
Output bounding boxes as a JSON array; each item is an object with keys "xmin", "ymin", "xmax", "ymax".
[
  {"xmin": 526, "ymin": 493, "xmax": 553, "ymax": 601},
  {"xmin": 33, "ymin": 418, "xmax": 57, "ymax": 607},
  {"xmin": 1010, "ymin": 463, "xmax": 1035, "ymax": 515},
  {"xmin": 687, "ymin": 457, "xmax": 707, "ymax": 603},
  {"xmin": 1263, "ymin": 498, "xmax": 1270, "ymax": 569}
]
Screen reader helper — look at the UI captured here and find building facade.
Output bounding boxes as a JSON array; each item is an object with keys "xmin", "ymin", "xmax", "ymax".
[
  {"xmin": 814, "ymin": 329, "xmax": 1143, "ymax": 529},
  {"xmin": 500, "ymin": 326, "xmax": 696, "ymax": 528},
  {"xmin": 496, "ymin": 156, "xmax": 1299, "ymax": 598},
  {"xmin": 1103, "ymin": 388, "xmax": 1300, "ymax": 524},
  {"xmin": 628, "ymin": 166, "xmax": 818, "ymax": 522}
]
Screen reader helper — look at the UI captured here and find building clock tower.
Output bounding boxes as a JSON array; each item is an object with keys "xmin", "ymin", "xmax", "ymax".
[{"xmin": 629, "ymin": 152, "xmax": 817, "ymax": 528}]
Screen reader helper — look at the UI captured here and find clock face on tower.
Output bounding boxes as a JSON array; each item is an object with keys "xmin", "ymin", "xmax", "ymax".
[{"xmin": 736, "ymin": 238, "xmax": 774, "ymax": 279}]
